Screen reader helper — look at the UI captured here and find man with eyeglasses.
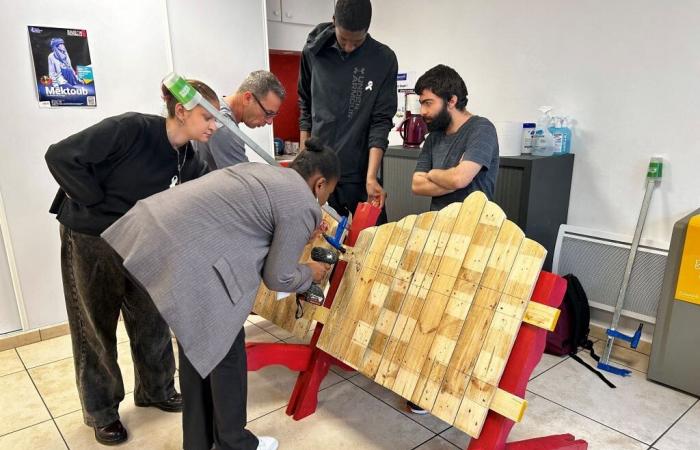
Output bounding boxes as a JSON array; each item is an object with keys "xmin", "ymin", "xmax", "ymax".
[{"xmin": 194, "ymin": 70, "xmax": 285, "ymax": 170}]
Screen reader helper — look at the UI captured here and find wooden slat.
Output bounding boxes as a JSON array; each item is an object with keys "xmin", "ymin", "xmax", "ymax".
[
  {"xmin": 379, "ymin": 215, "xmax": 417, "ymax": 276},
  {"xmin": 322, "ymin": 223, "xmax": 396, "ymax": 359},
  {"xmin": 341, "ymin": 272, "xmax": 393, "ymax": 367},
  {"xmin": 358, "ymin": 213, "xmax": 437, "ymax": 377},
  {"xmin": 490, "ymin": 388, "xmax": 527, "ymax": 423},
  {"xmin": 522, "ymin": 302, "xmax": 560, "ymax": 331},
  {"xmin": 503, "ymin": 239, "xmax": 547, "ymax": 299},
  {"xmin": 375, "ymin": 205, "xmax": 459, "ymax": 390},
  {"xmin": 316, "ymin": 227, "xmax": 377, "ymax": 353},
  {"xmin": 480, "ymin": 221, "xmax": 525, "ymax": 292},
  {"xmin": 412, "ymin": 203, "xmax": 506, "ymax": 411}
]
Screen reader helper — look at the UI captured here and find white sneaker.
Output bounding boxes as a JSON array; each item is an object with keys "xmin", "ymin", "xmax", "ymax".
[{"xmin": 256, "ymin": 436, "xmax": 279, "ymax": 450}]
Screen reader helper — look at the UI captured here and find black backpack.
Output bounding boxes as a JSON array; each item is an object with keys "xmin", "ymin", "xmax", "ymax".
[{"xmin": 546, "ymin": 274, "xmax": 616, "ymax": 388}]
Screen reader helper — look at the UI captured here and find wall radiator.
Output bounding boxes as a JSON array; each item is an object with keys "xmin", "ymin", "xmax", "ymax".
[{"xmin": 552, "ymin": 225, "xmax": 668, "ymax": 324}]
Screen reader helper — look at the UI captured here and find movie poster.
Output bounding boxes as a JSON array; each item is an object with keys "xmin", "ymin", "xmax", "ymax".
[{"xmin": 27, "ymin": 26, "xmax": 96, "ymax": 107}]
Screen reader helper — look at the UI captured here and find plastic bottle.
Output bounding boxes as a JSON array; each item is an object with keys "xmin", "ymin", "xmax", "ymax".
[
  {"xmin": 532, "ymin": 106, "xmax": 555, "ymax": 156},
  {"xmin": 549, "ymin": 115, "xmax": 572, "ymax": 154},
  {"xmin": 521, "ymin": 123, "xmax": 535, "ymax": 154}
]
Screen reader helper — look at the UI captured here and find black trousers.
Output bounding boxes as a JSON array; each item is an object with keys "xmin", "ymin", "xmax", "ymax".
[
  {"xmin": 328, "ymin": 181, "xmax": 388, "ymax": 225},
  {"xmin": 179, "ymin": 328, "xmax": 258, "ymax": 450},
  {"xmin": 59, "ymin": 225, "xmax": 176, "ymax": 427}
]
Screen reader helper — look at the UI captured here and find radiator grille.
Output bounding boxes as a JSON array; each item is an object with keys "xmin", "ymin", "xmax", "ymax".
[{"xmin": 555, "ymin": 232, "xmax": 667, "ymax": 322}]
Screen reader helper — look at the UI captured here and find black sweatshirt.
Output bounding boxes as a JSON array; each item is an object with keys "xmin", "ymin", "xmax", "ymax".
[
  {"xmin": 45, "ymin": 112, "xmax": 208, "ymax": 236},
  {"xmin": 298, "ymin": 23, "xmax": 398, "ymax": 183}
]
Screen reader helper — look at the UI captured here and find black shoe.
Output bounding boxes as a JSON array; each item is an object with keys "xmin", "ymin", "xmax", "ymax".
[
  {"xmin": 135, "ymin": 392, "xmax": 183, "ymax": 412},
  {"xmin": 406, "ymin": 401, "xmax": 428, "ymax": 415},
  {"xmin": 94, "ymin": 420, "xmax": 128, "ymax": 446}
]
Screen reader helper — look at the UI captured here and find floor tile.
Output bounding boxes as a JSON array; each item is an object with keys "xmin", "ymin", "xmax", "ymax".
[
  {"xmin": 247, "ymin": 363, "xmax": 343, "ymax": 421},
  {"xmin": 0, "ymin": 371, "xmax": 51, "ymax": 435},
  {"xmin": 592, "ymin": 340, "xmax": 650, "ymax": 373},
  {"xmin": 0, "ymin": 349, "xmax": 24, "ymax": 376},
  {"xmin": 55, "ymin": 393, "xmax": 182, "ymax": 450},
  {"xmin": 16, "ymin": 334, "xmax": 73, "ymax": 369},
  {"xmin": 247, "ymin": 380, "xmax": 435, "ymax": 449},
  {"xmin": 244, "ymin": 322, "xmax": 280, "ymax": 343},
  {"xmin": 252, "ymin": 320, "xmax": 295, "ymax": 340},
  {"xmin": 441, "ymin": 391, "xmax": 649, "ymax": 450},
  {"xmin": 527, "ymin": 352, "xmax": 696, "ymax": 444},
  {"xmin": 415, "ymin": 435, "xmax": 460, "ymax": 449},
  {"xmin": 349, "ymin": 374, "xmax": 452, "ymax": 434},
  {"xmin": 530, "ymin": 352, "xmax": 568, "ymax": 380},
  {"xmin": 29, "ymin": 357, "xmax": 81, "ymax": 418},
  {"xmin": 655, "ymin": 400, "xmax": 700, "ymax": 450},
  {"xmin": 0, "ymin": 420, "xmax": 66, "ymax": 450}
]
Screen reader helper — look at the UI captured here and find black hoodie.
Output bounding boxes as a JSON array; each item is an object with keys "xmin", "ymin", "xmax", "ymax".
[{"xmin": 298, "ymin": 23, "xmax": 398, "ymax": 184}]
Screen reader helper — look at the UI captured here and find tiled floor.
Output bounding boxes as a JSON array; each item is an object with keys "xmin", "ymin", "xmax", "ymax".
[{"xmin": 1, "ymin": 322, "xmax": 698, "ymax": 450}]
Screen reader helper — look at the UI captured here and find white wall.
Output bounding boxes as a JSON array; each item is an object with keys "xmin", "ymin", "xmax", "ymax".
[
  {"xmin": 0, "ymin": 0, "xmax": 174, "ymax": 329},
  {"xmin": 268, "ymin": 21, "xmax": 314, "ymax": 52},
  {"xmin": 0, "ymin": 0, "xmax": 270, "ymax": 330},
  {"xmin": 167, "ymin": 0, "xmax": 273, "ymax": 160},
  {"xmin": 369, "ymin": 0, "xmax": 699, "ymax": 248}
]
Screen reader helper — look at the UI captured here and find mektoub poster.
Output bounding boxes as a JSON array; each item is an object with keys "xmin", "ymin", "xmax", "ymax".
[{"xmin": 28, "ymin": 25, "xmax": 96, "ymax": 107}]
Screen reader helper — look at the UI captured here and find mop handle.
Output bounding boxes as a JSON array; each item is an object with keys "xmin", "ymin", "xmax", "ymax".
[{"xmin": 601, "ymin": 157, "xmax": 663, "ymax": 363}]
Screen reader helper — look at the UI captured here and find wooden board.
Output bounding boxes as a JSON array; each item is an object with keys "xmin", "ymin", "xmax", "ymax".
[{"xmin": 315, "ymin": 192, "xmax": 547, "ymax": 439}]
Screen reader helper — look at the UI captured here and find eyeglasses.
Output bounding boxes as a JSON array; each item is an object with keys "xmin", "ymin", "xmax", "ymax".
[{"xmin": 251, "ymin": 93, "xmax": 278, "ymax": 119}]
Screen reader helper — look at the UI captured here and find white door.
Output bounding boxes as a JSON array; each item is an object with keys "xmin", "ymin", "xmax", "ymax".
[
  {"xmin": 0, "ymin": 226, "xmax": 21, "ymax": 335},
  {"xmin": 281, "ymin": 0, "xmax": 334, "ymax": 26}
]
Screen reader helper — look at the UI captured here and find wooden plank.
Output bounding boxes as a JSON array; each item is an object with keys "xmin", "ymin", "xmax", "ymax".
[
  {"xmin": 453, "ymin": 378, "xmax": 496, "ymax": 438},
  {"xmin": 470, "ymin": 311, "xmax": 522, "ymax": 386},
  {"xmin": 313, "ymin": 305, "xmax": 330, "ymax": 324},
  {"xmin": 430, "ymin": 295, "xmax": 499, "ymax": 424},
  {"xmin": 417, "ymin": 203, "xmax": 462, "ymax": 291},
  {"xmin": 503, "ymin": 238, "xmax": 547, "ymax": 299},
  {"xmin": 391, "ymin": 202, "xmax": 465, "ymax": 397},
  {"xmin": 411, "ymin": 202, "xmax": 506, "ymax": 411},
  {"xmin": 479, "ymin": 220, "xmax": 525, "ymax": 292},
  {"xmin": 322, "ymin": 223, "xmax": 396, "ymax": 359},
  {"xmin": 358, "ymin": 213, "xmax": 436, "ymax": 377},
  {"xmin": 375, "ymin": 205, "xmax": 459, "ymax": 390},
  {"xmin": 394, "ymin": 212, "xmax": 438, "ymax": 282},
  {"xmin": 490, "ymin": 388, "xmax": 528, "ymax": 423},
  {"xmin": 522, "ymin": 301, "xmax": 560, "ymax": 331},
  {"xmin": 379, "ymin": 215, "xmax": 417, "ymax": 277},
  {"xmin": 340, "ymin": 272, "xmax": 393, "ymax": 367},
  {"xmin": 316, "ymin": 227, "xmax": 377, "ymax": 353},
  {"xmin": 430, "ymin": 193, "xmax": 488, "ymax": 296}
]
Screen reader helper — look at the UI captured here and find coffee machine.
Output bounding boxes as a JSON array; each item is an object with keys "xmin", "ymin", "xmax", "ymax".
[{"xmin": 397, "ymin": 93, "xmax": 428, "ymax": 148}]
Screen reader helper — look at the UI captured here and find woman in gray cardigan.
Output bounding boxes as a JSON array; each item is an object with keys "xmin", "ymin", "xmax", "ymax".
[{"xmin": 102, "ymin": 137, "xmax": 339, "ymax": 450}]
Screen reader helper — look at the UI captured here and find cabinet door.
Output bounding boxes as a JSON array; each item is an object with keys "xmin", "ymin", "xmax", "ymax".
[
  {"xmin": 281, "ymin": 0, "xmax": 334, "ymax": 26},
  {"xmin": 266, "ymin": 0, "xmax": 282, "ymax": 22}
]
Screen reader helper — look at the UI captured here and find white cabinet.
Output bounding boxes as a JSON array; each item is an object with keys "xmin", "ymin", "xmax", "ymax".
[
  {"xmin": 266, "ymin": 0, "xmax": 282, "ymax": 22},
  {"xmin": 279, "ymin": 0, "xmax": 334, "ymax": 27}
]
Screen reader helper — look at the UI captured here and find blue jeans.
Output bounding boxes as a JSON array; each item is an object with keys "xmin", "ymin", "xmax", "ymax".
[{"xmin": 59, "ymin": 225, "xmax": 176, "ymax": 427}]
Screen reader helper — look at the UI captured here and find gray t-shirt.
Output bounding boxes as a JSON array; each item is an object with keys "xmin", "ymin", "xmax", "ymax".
[
  {"xmin": 192, "ymin": 97, "xmax": 248, "ymax": 170},
  {"xmin": 414, "ymin": 115, "xmax": 499, "ymax": 211}
]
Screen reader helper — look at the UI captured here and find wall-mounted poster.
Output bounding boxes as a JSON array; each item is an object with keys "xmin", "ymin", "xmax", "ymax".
[{"xmin": 27, "ymin": 26, "xmax": 96, "ymax": 107}]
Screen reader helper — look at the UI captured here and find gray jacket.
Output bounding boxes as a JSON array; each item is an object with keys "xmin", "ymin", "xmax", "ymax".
[{"xmin": 102, "ymin": 163, "xmax": 320, "ymax": 377}]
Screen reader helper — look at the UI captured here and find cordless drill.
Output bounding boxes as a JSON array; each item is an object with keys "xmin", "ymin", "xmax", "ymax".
[{"xmin": 300, "ymin": 247, "xmax": 340, "ymax": 306}]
